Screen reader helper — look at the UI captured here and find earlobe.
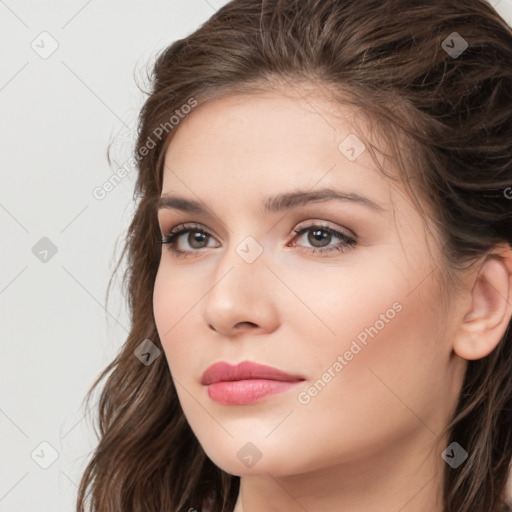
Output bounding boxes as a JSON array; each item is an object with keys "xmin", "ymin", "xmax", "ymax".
[{"xmin": 453, "ymin": 246, "xmax": 512, "ymax": 361}]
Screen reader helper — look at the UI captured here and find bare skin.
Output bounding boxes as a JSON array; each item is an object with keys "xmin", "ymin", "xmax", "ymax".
[{"xmin": 153, "ymin": 86, "xmax": 512, "ymax": 512}]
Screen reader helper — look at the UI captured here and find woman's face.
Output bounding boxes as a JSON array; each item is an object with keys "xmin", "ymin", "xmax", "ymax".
[{"xmin": 153, "ymin": 88, "xmax": 466, "ymax": 479}]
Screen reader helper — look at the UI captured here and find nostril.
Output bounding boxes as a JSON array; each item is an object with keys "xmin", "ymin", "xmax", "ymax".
[{"xmin": 235, "ymin": 321, "xmax": 258, "ymax": 329}]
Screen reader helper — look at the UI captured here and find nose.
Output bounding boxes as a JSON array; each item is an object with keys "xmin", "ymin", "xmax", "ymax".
[{"xmin": 201, "ymin": 244, "xmax": 279, "ymax": 338}]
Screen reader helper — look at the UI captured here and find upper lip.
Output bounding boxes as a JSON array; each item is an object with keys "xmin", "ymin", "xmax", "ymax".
[{"xmin": 201, "ymin": 361, "xmax": 305, "ymax": 385}]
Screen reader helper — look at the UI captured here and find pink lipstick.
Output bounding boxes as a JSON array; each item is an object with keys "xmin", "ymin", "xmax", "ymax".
[{"xmin": 201, "ymin": 361, "xmax": 305, "ymax": 405}]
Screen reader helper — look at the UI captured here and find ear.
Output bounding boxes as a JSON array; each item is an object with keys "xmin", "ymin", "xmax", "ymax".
[{"xmin": 453, "ymin": 244, "xmax": 512, "ymax": 361}]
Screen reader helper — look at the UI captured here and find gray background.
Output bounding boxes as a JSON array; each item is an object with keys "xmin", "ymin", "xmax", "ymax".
[{"xmin": 1, "ymin": 1, "xmax": 511, "ymax": 510}]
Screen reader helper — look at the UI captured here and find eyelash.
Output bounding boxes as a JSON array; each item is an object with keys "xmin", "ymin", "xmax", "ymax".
[{"xmin": 159, "ymin": 222, "xmax": 357, "ymax": 258}]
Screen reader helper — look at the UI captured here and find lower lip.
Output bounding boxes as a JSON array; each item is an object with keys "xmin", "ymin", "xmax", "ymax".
[{"xmin": 206, "ymin": 379, "xmax": 302, "ymax": 405}]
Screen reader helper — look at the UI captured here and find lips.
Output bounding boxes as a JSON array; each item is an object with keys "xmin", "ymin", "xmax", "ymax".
[{"xmin": 200, "ymin": 360, "xmax": 305, "ymax": 385}]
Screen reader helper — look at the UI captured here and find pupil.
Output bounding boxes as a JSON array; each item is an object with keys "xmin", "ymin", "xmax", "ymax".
[
  {"xmin": 309, "ymin": 229, "xmax": 330, "ymax": 247},
  {"xmin": 190, "ymin": 231, "xmax": 206, "ymax": 248}
]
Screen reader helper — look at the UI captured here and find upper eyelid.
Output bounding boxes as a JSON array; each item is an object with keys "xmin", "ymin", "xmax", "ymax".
[{"xmin": 156, "ymin": 202, "xmax": 366, "ymax": 234}]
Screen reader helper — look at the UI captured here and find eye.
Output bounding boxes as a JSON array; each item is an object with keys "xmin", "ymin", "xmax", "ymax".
[
  {"xmin": 159, "ymin": 222, "xmax": 218, "ymax": 257},
  {"xmin": 159, "ymin": 221, "xmax": 357, "ymax": 258},
  {"xmin": 288, "ymin": 222, "xmax": 357, "ymax": 255}
]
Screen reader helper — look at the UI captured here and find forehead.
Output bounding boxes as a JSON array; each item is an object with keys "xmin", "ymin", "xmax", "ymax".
[{"xmin": 161, "ymin": 90, "xmax": 397, "ymax": 208}]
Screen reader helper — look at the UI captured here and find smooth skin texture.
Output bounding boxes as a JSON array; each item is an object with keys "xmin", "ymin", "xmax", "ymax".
[{"xmin": 153, "ymin": 86, "xmax": 512, "ymax": 512}]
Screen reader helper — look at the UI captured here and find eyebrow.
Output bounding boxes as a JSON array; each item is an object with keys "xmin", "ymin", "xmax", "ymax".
[{"xmin": 157, "ymin": 188, "xmax": 386, "ymax": 215}]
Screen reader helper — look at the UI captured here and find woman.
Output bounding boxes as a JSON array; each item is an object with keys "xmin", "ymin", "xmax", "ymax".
[{"xmin": 76, "ymin": 1, "xmax": 512, "ymax": 511}]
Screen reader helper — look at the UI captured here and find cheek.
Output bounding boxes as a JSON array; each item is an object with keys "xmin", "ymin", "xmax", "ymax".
[
  {"xmin": 289, "ymin": 257, "xmax": 447, "ymax": 416},
  {"xmin": 153, "ymin": 266, "xmax": 173, "ymax": 339},
  {"xmin": 152, "ymin": 264, "xmax": 194, "ymax": 364},
  {"xmin": 153, "ymin": 260, "xmax": 201, "ymax": 331},
  {"xmin": 300, "ymin": 275, "xmax": 449, "ymax": 451},
  {"xmin": 152, "ymin": 261, "xmax": 216, "ymax": 388}
]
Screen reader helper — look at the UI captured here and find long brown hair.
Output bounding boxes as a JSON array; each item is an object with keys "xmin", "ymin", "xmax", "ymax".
[{"xmin": 76, "ymin": 1, "xmax": 512, "ymax": 511}]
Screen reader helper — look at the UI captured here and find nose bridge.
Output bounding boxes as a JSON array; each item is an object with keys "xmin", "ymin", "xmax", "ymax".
[{"xmin": 211, "ymin": 233, "xmax": 267, "ymax": 299}]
